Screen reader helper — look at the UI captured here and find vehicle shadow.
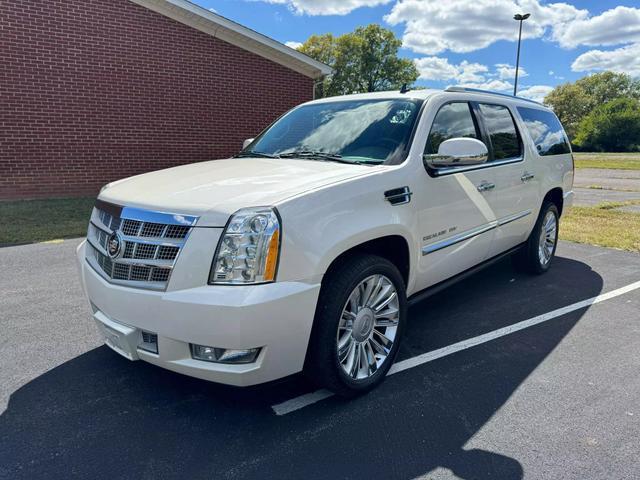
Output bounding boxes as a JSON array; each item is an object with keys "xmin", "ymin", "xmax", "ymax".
[{"xmin": 0, "ymin": 255, "xmax": 603, "ymax": 480}]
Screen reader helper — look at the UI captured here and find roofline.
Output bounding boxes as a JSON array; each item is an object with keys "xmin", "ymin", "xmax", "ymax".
[
  {"xmin": 129, "ymin": 0, "xmax": 333, "ymax": 79},
  {"xmin": 444, "ymin": 86, "xmax": 544, "ymax": 106}
]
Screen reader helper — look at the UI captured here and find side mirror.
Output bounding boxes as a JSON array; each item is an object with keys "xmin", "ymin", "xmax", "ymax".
[
  {"xmin": 424, "ymin": 137, "xmax": 488, "ymax": 168},
  {"xmin": 242, "ymin": 138, "xmax": 254, "ymax": 150}
]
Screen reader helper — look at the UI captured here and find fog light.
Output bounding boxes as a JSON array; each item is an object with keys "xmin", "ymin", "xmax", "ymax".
[
  {"xmin": 138, "ymin": 330, "xmax": 158, "ymax": 354},
  {"xmin": 190, "ymin": 344, "xmax": 260, "ymax": 364}
]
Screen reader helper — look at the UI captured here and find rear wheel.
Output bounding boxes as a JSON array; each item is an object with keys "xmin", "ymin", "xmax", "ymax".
[
  {"xmin": 512, "ymin": 201, "xmax": 559, "ymax": 274},
  {"xmin": 305, "ymin": 254, "xmax": 407, "ymax": 396}
]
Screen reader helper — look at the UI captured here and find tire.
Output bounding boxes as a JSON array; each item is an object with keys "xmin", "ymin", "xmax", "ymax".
[
  {"xmin": 304, "ymin": 253, "xmax": 407, "ymax": 397},
  {"xmin": 512, "ymin": 201, "xmax": 559, "ymax": 275}
]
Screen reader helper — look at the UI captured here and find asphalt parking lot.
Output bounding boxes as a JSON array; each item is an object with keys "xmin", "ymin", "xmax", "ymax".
[{"xmin": 1, "ymin": 239, "xmax": 639, "ymax": 480}]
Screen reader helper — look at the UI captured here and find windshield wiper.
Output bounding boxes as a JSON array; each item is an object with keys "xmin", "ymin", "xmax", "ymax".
[
  {"xmin": 234, "ymin": 150, "xmax": 280, "ymax": 159},
  {"xmin": 279, "ymin": 150, "xmax": 357, "ymax": 164}
]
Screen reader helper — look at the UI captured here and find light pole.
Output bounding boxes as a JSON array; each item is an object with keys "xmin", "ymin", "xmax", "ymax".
[{"xmin": 513, "ymin": 13, "xmax": 530, "ymax": 96}]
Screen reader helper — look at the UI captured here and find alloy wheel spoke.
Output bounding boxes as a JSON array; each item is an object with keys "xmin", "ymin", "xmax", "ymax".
[
  {"xmin": 374, "ymin": 308, "xmax": 399, "ymax": 326},
  {"xmin": 343, "ymin": 341, "xmax": 356, "ymax": 369},
  {"xmin": 364, "ymin": 276, "xmax": 383, "ymax": 307},
  {"xmin": 338, "ymin": 331, "xmax": 352, "ymax": 353},
  {"xmin": 364, "ymin": 341, "xmax": 378, "ymax": 375},
  {"xmin": 360, "ymin": 277, "xmax": 376, "ymax": 308},
  {"xmin": 373, "ymin": 328, "xmax": 394, "ymax": 349},
  {"xmin": 348, "ymin": 290, "xmax": 360, "ymax": 315},
  {"xmin": 369, "ymin": 335, "xmax": 390, "ymax": 356},
  {"xmin": 350, "ymin": 343, "xmax": 361, "ymax": 378},
  {"xmin": 373, "ymin": 290, "xmax": 397, "ymax": 313},
  {"xmin": 370, "ymin": 283, "xmax": 391, "ymax": 308},
  {"xmin": 359, "ymin": 343, "xmax": 370, "ymax": 377}
]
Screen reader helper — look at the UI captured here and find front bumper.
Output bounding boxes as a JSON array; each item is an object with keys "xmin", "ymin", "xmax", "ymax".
[{"xmin": 76, "ymin": 240, "xmax": 321, "ymax": 386}]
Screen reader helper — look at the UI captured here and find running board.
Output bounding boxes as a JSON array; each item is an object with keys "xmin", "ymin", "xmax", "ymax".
[{"xmin": 408, "ymin": 243, "xmax": 525, "ymax": 307}]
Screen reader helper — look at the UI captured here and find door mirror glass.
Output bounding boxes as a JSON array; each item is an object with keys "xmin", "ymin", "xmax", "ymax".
[
  {"xmin": 424, "ymin": 137, "xmax": 488, "ymax": 168},
  {"xmin": 242, "ymin": 138, "xmax": 255, "ymax": 150}
]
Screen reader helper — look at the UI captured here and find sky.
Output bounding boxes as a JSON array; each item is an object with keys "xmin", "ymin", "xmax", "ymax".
[{"xmin": 193, "ymin": 0, "xmax": 640, "ymax": 102}]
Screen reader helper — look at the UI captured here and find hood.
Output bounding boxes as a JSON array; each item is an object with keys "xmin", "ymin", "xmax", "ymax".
[{"xmin": 99, "ymin": 157, "xmax": 381, "ymax": 226}]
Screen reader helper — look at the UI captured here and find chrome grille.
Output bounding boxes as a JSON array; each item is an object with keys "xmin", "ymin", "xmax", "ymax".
[
  {"xmin": 85, "ymin": 201, "xmax": 198, "ymax": 291},
  {"xmin": 122, "ymin": 219, "xmax": 142, "ymax": 236}
]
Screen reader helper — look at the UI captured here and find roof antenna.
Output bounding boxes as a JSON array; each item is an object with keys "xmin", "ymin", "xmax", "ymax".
[{"xmin": 400, "ymin": 83, "xmax": 410, "ymax": 94}]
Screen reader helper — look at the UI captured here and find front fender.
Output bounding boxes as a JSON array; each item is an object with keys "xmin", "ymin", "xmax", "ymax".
[{"xmin": 275, "ymin": 171, "xmax": 420, "ymax": 294}]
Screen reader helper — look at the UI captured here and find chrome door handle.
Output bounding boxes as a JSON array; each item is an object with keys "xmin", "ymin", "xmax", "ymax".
[
  {"xmin": 477, "ymin": 181, "xmax": 495, "ymax": 192},
  {"xmin": 521, "ymin": 172, "xmax": 535, "ymax": 182}
]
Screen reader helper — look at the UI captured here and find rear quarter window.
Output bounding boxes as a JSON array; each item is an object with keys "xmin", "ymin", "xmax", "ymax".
[{"xmin": 517, "ymin": 107, "xmax": 571, "ymax": 156}]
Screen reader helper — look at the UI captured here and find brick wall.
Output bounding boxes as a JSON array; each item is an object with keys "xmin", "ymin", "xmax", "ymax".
[{"xmin": 0, "ymin": 0, "xmax": 314, "ymax": 200}]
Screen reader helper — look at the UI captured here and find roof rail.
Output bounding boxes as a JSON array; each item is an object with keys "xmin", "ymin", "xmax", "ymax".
[{"xmin": 444, "ymin": 86, "xmax": 543, "ymax": 105}]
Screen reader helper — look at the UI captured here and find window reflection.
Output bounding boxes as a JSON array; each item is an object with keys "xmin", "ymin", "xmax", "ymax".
[
  {"xmin": 249, "ymin": 99, "xmax": 422, "ymax": 164},
  {"xmin": 517, "ymin": 107, "xmax": 571, "ymax": 156},
  {"xmin": 478, "ymin": 104, "xmax": 521, "ymax": 160},
  {"xmin": 425, "ymin": 102, "xmax": 478, "ymax": 154}
]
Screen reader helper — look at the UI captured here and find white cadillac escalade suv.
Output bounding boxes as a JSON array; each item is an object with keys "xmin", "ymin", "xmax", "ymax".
[{"xmin": 77, "ymin": 87, "xmax": 574, "ymax": 395}]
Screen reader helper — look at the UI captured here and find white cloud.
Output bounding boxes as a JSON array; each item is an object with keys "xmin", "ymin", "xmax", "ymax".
[
  {"xmin": 494, "ymin": 63, "xmax": 527, "ymax": 80},
  {"xmin": 415, "ymin": 57, "xmax": 487, "ymax": 82},
  {"xmin": 461, "ymin": 79, "xmax": 513, "ymax": 92},
  {"xmin": 548, "ymin": 70, "xmax": 554, "ymax": 76},
  {"xmin": 257, "ymin": 0, "xmax": 392, "ymax": 15},
  {"xmin": 571, "ymin": 43, "xmax": 640, "ymax": 77},
  {"xmin": 415, "ymin": 58, "xmax": 523, "ymax": 92},
  {"xmin": 385, "ymin": 0, "xmax": 587, "ymax": 55},
  {"xmin": 517, "ymin": 85, "xmax": 554, "ymax": 103},
  {"xmin": 285, "ymin": 41, "xmax": 303, "ymax": 49},
  {"xmin": 553, "ymin": 6, "xmax": 640, "ymax": 49}
]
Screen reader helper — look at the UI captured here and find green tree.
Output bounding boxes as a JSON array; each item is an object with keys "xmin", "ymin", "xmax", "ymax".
[
  {"xmin": 299, "ymin": 24, "xmax": 418, "ymax": 97},
  {"xmin": 544, "ymin": 72, "xmax": 640, "ymax": 140},
  {"xmin": 573, "ymin": 97, "xmax": 640, "ymax": 152}
]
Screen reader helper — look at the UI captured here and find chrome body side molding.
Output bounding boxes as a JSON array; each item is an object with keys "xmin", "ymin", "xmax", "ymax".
[{"xmin": 422, "ymin": 210, "xmax": 532, "ymax": 255}]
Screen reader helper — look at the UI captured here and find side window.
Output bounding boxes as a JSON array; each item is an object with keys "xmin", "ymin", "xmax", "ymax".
[
  {"xmin": 425, "ymin": 102, "xmax": 479, "ymax": 154},
  {"xmin": 517, "ymin": 107, "xmax": 571, "ymax": 156},
  {"xmin": 478, "ymin": 104, "xmax": 521, "ymax": 160}
]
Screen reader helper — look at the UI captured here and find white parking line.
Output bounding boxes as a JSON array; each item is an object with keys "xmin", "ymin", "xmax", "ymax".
[{"xmin": 272, "ymin": 280, "xmax": 640, "ymax": 416}]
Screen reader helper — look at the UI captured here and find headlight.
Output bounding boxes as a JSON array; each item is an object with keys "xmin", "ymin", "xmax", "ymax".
[{"xmin": 209, "ymin": 207, "xmax": 281, "ymax": 284}]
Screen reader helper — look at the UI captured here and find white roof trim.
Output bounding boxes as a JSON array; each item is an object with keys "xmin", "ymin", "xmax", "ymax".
[{"xmin": 129, "ymin": 0, "xmax": 332, "ymax": 79}]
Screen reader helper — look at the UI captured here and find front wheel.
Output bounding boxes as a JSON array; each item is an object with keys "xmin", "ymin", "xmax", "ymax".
[
  {"xmin": 513, "ymin": 201, "xmax": 559, "ymax": 274},
  {"xmin": 305, "ymin": 254, "xmax": 407, "ymax": 396}
]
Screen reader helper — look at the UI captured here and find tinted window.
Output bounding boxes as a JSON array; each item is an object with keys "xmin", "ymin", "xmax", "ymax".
[
  {"xmin": 248, "ymin": 99, "xmax": 422, "ymax": 165},
  {"xmin": 478, "ymin": 104, "xmax": 521, "ymax": 160},
  {"xmin": 425, "ymin": 102, "xmax": 478, "ymax": 154},
  {"xmin": 517, "ymin": 107, "xmax": 571, "ymax": 156}
]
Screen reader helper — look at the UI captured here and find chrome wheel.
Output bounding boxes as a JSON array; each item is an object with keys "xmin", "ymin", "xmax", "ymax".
[
  {"xmin": 336, "ymin": 274, "xmax": 400, "ymax": 380},
  {"xmin": 538, "ymin": 210, "xmax": 557, "ymax": 266}
]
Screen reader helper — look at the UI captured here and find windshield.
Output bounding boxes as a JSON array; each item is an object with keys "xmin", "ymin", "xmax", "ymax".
[{"xmin": 244, "ymin": 99, "xmax": 423, "ymax": 165}]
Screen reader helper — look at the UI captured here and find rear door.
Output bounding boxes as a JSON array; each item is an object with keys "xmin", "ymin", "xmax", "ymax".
[
  {"xmin": 474, "ymin": 102, "xmax": 538, "ymax": 258},
  {"xmin": 413, "ymin": 100, "xmax": 496, "ymax": 291}
]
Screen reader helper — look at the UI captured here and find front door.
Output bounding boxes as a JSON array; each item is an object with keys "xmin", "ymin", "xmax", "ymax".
[{"xmin": 413, "ymin": 100, "xmax": 497, "ymax": 292}]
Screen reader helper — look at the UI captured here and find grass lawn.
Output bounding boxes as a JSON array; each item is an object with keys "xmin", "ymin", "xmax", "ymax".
[
  {"xmin": 573, "ymin": 152, "xmax": 640, "ymax": 170},
  {"xmin": 0, "ymin": 197, "xmax": 95, "ymax": 246},
  {"xmin": 560, "ymin": 201, "xmax": 640, "ymax": 252}
]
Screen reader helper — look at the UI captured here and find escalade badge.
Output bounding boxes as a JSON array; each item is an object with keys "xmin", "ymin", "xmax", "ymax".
[{"xmin": 107, "ymin": 231, "xmax": 124, "ymax": 259}]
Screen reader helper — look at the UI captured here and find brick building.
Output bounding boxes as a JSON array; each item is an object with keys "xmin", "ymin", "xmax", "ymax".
[{"xmin": 0, "ymin": 0, "xmax": 330, "ymax": 200}]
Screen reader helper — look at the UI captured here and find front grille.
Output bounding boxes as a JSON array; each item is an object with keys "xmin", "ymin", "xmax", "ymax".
[{"xmin": 85, "ymin": 201, "xmax": 198, "ymax": 291}]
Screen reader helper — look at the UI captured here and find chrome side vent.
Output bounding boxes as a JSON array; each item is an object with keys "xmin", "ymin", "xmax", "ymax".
[{"xmin": 384, "ymin": 186, "xmax": 412, "ymax": 205}]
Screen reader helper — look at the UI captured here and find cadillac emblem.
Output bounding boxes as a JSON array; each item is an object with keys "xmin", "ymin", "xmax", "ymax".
[{"xmin": 107, "ymin": 230, "xmax": 124, "ymax": 259}]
